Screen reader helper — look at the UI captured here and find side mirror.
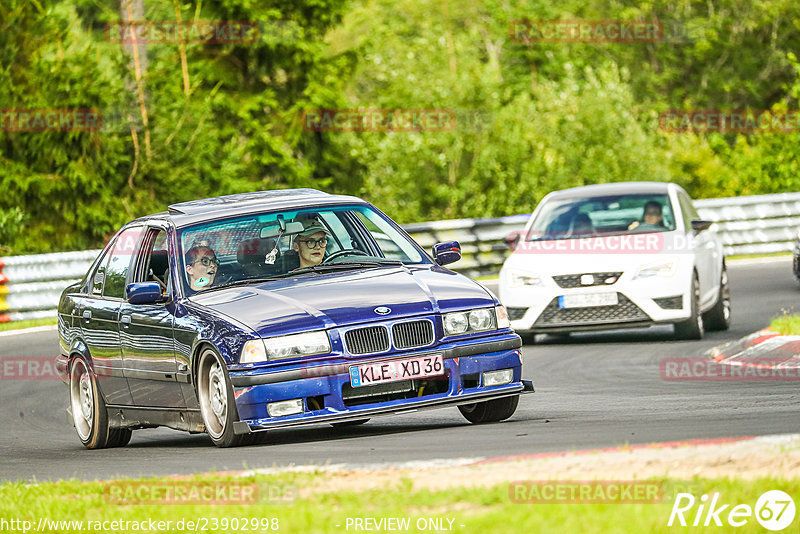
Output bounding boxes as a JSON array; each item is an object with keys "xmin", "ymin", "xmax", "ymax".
[
  {"xmin": 690, "ymin": 219, "xmax": 713, "ymax": 233},
  {"xmin": 505, "ymin": 230, "xmax": 523, "ymax": 251},
  {"xmin": 432, "ymin": 241, "xmax": 461, "ymax": 266},
  {"xmin": 126, "ymin": 282, "xmax": 164, "ymax": 305}
]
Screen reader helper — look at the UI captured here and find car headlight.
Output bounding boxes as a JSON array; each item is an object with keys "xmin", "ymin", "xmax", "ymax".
[
  {"xmin": 443, "ymin": 308, "xmax": 497, "ymax": 336},
  {"xmin": 509, "ymin": 271, "xmax": 543, "ymax": 287},
  {"xmin": 634, "ymin": 261, "xmax": 676, "ymax": 279},
  {"xmin": 264, "ymin": 331, "xmax": 331, "ymax": 360}
]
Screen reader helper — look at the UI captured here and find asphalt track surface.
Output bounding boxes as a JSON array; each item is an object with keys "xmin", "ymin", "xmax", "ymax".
[{"xmin": 1, "ymin": 257, "xmax": 798, "ymax": 482}]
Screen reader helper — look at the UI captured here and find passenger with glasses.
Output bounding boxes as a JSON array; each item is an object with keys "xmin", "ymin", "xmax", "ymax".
[
  {"xmin": 185, "ymin": 245, "xmax": 220, "ymax": 291},
  {"xmin": 292, "ymin": 220, "xmax": 331, "ymax": 268}
]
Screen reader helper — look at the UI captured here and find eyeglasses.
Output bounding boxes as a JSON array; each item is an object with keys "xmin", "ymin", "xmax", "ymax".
[
  {"xmin": 298, "ymin": 238, "xmax": 327, "ymax": 249},
  {"xmin": 194, "ymin": 257, "xmax": 219, "ymax": 267}
]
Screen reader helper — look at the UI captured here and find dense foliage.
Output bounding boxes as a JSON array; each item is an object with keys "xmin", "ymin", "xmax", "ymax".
[{"xmin": 1, "ymin": 0, "xmax": 800, "ymax": 253}]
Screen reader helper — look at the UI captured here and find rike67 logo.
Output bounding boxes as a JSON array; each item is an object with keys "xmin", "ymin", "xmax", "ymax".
[{"xmin": 668, "ymin": 490, "xmax": 796, "ymax": 531}]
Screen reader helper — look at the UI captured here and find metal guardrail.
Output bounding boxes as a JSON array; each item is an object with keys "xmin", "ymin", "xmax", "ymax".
[{"xmin": 2, "ymin": 192, "xmax": 799, "ymax": 323}]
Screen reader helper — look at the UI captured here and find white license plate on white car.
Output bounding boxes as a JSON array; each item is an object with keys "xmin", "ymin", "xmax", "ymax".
[
  {"xmin": 349, "ymin": 354, "xmax": 445, "ymax": 387},
  {"xmin": 558, "ymin": 293, "xmax": 618, "ymax": 309}
]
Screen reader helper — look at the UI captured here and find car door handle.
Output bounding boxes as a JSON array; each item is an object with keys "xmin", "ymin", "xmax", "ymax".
[
  {"xmin": 120, "ymin": 315, "xmax": 131, "ymax": 327},
  {"xmin": 82, "ymin": 310, "xmax": 92, "ymax": 322}
]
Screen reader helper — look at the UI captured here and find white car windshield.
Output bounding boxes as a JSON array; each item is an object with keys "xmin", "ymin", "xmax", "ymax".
[{"xmin": 526, "ymin": 193, "xmax": 677, "ymax": 241}]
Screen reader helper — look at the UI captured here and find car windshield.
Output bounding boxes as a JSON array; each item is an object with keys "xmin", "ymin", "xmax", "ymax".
[
  {"xmin": 526, "ymin": 193, "xmax": 677, "ymax": 241},
  {"xmin": 178, "ymin": 204, "xmax": 428, "ymax": 293}
]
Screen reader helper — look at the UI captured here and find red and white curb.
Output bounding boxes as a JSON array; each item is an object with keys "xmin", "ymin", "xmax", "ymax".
[{"xmin": 710, "ymin": 328, "xmax": 800, "ymax": 368}]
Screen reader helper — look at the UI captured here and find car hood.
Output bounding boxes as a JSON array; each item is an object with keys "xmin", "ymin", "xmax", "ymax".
[{"xmin": 188, "ymin": 265, "xmax": 493, "ymax": 337}]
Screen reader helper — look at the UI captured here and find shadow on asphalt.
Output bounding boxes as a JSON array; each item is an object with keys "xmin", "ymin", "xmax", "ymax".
[
  {"xmin": 124, "ymin": 417, "xmax": 546, "ymax": 449},
  {"xmin": 528, "ymin": 325, "xmax": 735, "ymax": 346}
]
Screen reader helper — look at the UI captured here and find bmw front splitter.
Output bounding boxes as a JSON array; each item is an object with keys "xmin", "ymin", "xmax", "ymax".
[{"xmin": 232, "ymin": 380, "xmax": 534, "ymax": 435}]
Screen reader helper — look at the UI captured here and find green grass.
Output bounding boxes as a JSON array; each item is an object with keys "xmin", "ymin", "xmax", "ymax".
[
  {"xmin": 770, "ymin": 314, "xmax": 800, "ymax": 335},
  {"xmin": 1, "ymin": 473, "xmax": 797, "ymax": 533},
  {"xmin": 727, "ymin": 251, "xmax": 792, "ymax": 261},
  {"xmin": 0, "ymin": 317, "xmax": 57, "ymax": 332}
]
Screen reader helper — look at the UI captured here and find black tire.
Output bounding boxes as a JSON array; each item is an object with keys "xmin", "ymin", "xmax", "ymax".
[
  {"xmin": 519, "ymin": 332, "xmax": 537, "ymax": 345},
  {"xmin": 107, "ymin": 428, "xmax": 133, "ymax": 448},
  {"xmin": 674, "ymin": 273, "xmax": 704, "ymax": 340},
  {"xmin": 458, "ymin": 395, "xmax": 519, "ymax": 424},
  {"xmin": 197, "ymin": 348, "xmax": 248, "ymax": 448},
  {"xmin": 702, "ymin": 263, "xmax": 731, "ymax": 331},
  {"xmin": 69, "ymin": 357, "xmax": 113, "ymax": 449},
  {"xmin": 330, "ymin": 419, "xmax": 370, "ymax": 428}
]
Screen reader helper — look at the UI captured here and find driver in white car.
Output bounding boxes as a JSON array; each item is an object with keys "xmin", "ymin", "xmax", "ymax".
[
  {"xmin": 628, "ymin": 200, "xmax": 665, "ymax": 231},
  {"xmin": 292, "ymin": 220, "xmax": 331, "ymax": 268}
]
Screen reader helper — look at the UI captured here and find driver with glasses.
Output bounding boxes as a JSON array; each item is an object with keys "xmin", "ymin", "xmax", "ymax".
[
  {"xmin": 292, "ymin": 220, "xmax": 331, "ymax": 268},
  {"xmin": 185, "ymin": 245, "xmax": 219, "ymax": 291}
]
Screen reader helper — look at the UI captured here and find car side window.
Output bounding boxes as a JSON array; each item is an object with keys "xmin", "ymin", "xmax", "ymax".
[
  {"xmin": 134, "ymin": 228, "xmax": 171, "ymax": 295},
  {"xmin": 678, "ymin": 192, "xmax": 698, "ymax": 231},
  {"xmin": 91, "ymin": 250, "xmax": 111, "ymax": 295},
  {"xmin": 352, "ymin": 210, "xmax": 423, "ymax": 262},
  {"xmin": 103, "ymin": 227, "xmax": 143, "ymax": 300}
]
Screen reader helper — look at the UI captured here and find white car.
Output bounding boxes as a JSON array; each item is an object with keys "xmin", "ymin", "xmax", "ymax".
[{"xmin": 499, "ymin": 182, "xmax": 730, "ymax": 340}]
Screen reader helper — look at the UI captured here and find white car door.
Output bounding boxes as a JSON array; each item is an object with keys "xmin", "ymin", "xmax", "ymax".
[{"xmin": 678, "ymin": 191, "xmax": 718, "ymax": 308}]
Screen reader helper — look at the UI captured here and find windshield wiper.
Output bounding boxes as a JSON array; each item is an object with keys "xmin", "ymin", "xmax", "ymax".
[
  {"xmin": 288, "ymin": 260, "xmax": 402, "ymax": 276},
  {"xmin": 208, "ymin": 277, "xmax": 286, "ymax": 290}
]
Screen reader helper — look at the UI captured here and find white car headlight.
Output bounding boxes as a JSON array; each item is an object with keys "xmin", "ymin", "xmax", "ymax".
[
  {"xmin": 443, "ymin": 308, "xmax": 497, "ymax": 336},
  {"xmin": 509, "ymin": 271, "xmax": 543, "ymax": 287},
  {"xmin": 263, "ymin": 331, "xmax": 331, "ymax": 360},
  {"xmin": 634, "ymin": 261, "xmax": 676, "ymax": 279},
  {"xmin": 241, "ymin": 339, "xmax": 268, "ymax": 364}
]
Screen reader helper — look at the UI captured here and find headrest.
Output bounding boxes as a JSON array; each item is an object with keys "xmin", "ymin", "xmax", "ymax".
[{"xmin": 237, "ymin": 237, "xmax": 276, "ymax": 265}]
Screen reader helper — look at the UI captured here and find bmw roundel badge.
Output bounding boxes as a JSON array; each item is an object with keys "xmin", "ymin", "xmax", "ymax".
[{"xmin": 374, "ymin": 306, "xmax": 391, "ymax": 315}]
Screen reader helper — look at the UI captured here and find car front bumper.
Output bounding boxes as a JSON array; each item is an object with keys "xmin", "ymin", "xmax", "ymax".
[
  {"xmin": 502, "ymin": 275, "xmax": 693, "ymax": 333},
  {"xmin": 228, "ymin": 334, "xmax": 530, "ymax": 433}
]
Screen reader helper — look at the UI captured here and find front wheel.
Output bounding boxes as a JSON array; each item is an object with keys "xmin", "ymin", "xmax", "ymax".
[
  {"xmin": 702, "ymin": 264, "xmax": 731, "ymax": 331},
  {"xmin": 458, "ymin": 395, "xmax": 519, "ymax": 424},
  {"xmin": 70, "ymin": 357, "xmax": 115, "ymax": 449},
  {"xmin": 197, "ymin": 348, "xmax": 248, "ymax": 448},
  {"xmin": 674, "ymin": 273, "xmax": 704, "ymax": 340}
]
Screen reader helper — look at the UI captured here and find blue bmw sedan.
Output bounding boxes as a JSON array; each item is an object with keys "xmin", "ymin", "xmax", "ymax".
[{"xmin": 56, "ymin": 190, "xmax": 531, "ymax": 448}]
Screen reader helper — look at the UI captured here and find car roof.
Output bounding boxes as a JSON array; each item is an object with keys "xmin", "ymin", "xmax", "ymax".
[
  {"xmin": 546, "ymin": 181, "xmax": 677, "ymax": 199},
  {"xmin": 128, "ymin": 189, "xmax": 370, "ymax": 228}
]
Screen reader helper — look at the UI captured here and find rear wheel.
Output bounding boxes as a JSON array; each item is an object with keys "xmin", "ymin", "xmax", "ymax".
[
  {"xmin": 674, "ymin": 273, "xmax": 704, "ymax": 340},
  {"xmin": 702, "ymin": 264, "xmax": 731, "ymax": 331},
  {"xmin": 197, "ymin": 348, "xmax": 248, "ymax": 448},
  {"xmin": 458, "ymin": 395, "xmax": 519, "ymax": 424}
]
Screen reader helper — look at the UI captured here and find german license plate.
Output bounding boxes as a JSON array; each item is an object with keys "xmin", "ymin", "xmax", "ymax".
[
  {"xmin": 349, "ymin": 354, "xmax": 444, "ymax": 387},
  {"xmin": 558, "ymin": 292, "xmax": 618, "ymax": 309}
]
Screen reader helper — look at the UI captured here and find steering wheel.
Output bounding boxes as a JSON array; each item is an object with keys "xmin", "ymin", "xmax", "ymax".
[{"xmin": 322, "ymin": 249, "xmax": 371, "ymax": 264}]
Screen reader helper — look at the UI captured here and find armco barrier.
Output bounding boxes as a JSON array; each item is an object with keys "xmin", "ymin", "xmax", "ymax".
[{"xmin": 1, "ymin": 192, "xmax": 798, "ymax": 322}]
